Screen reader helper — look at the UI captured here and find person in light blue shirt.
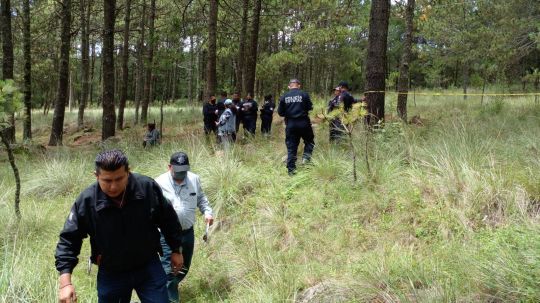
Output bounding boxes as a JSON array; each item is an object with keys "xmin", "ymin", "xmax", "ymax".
[{"xmin": 155, "ymin": 152, "xmax": 214, "ymax": 302}]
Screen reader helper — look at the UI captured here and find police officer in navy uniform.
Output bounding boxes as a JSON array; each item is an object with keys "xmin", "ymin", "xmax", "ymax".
[
  {"xmin": 260, "ymin": 94, "xmax": 275, "ymax": 135},
  {"xmin": 240, "ymin": 93, "xmax": 258, "ymax": 136},
  {"xmin": 278, "ymin": 79, "xmax": 315, "ymax": 175},
  {"xmin": 338, "ymin": 81, "xmax": 355, "ymax": 112}
]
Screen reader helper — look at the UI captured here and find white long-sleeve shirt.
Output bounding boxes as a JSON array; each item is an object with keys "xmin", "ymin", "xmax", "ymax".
[{"xmin": 155, "ymin": 171, "xmax": 213, "ymax": 231}]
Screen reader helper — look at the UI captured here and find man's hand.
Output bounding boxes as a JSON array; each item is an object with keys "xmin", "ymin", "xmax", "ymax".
[
  {"xmin": 58, "ymin": 273, "xmax": 77, "ymax": 303},
  {"xmin": 171, "ymin": 252, "xmax": 184, "ymax": 276},
  {"xmin": 205, "ymin": 214, "xmax": 214, "ymax": 226}
]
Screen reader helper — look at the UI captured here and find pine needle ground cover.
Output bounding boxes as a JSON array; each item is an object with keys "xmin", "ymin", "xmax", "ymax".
[{"xmin": 1, "ymin": 93, "xmax": 539, "ymax": 302}]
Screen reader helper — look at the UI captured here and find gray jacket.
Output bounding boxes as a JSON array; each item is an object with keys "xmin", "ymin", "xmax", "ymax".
[{"xmin": 217, "ymin": 108, "xmax": 236, "ymax": 135}]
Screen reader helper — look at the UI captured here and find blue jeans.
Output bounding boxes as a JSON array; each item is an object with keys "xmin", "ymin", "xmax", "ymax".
[
  {"xmin": 97, "ymin": 255, "xmax": 168, "ymax": 303},
  {"xmin": 160, "ymin": 229, "xmax": 194, "ymax": 303}
]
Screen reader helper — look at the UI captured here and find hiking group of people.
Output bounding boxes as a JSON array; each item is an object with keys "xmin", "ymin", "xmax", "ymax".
[
  {"xmin": 202, "ymin": 92, "xmax": 276, "ymax": 146},
  {"xmin": 55, "ymin": 79, "xmax": 358, "ymax": 302}
]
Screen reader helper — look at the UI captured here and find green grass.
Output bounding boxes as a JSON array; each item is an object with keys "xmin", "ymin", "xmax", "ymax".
[{"xmin": 1, "ymin": 91, "xmax": 539, "ymax": 302}]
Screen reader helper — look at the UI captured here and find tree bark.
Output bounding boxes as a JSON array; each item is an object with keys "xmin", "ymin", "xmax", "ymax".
[
  {"xmin": 22, "ymin": 0, "xmax": 32, "ymax": 139},
  {"xmin": 134, "ymin": 0, "xmax": 146, "ymax": 125},
  {"xmin": 78, "ymin": 0, "xmax": 91, "ymax": 130},
  {"xmin": 365, "ymin": 0, "xmax": 390, "ymax": 125},
  {"xmin": 462, "ymin": 63, "xmax": 469, "ymax": 100},
  {"xmin": 397, "ymin": 0, "xmax": 415, "ymax": 121},
  {"xmin": 102, "ymin": 0, "xmax": 117, "ymax": 140},
  {"xmin": 1, "ymin": 128, "xmax": 21, "ymax": 219},
  {"xmin": 188, "ymin": 36, "xmax": 194, "ymax": 103},
  {"xmin": 1, "ymin": 0, "xmax": 15, "ymax": 143},
  {"xmin": 245, "ymin": 0, "xmax": 261, "ymax": 96},
  {"xmin": 205, "ymin": 0, "xmax": 218, "ymax": 101},
  {"xmin": 88, "ymin": 42, "xmax": 96, "ymax": 104},
  {"xmin": 140, "ymin": 0, "xmax": 155, "ymax": 125},
  {"xmin": 117, "ymin": 0, "xmax": 131, "ymax": 130},
  {"xmin": 235, "ymin": 0, "xmax": 249, "ymax": 95},
  {"xmin": 48, "ymin": 0, "xmax": 71, "ymax": 146}
]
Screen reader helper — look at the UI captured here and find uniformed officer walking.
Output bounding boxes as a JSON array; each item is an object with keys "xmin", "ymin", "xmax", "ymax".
[{"xmin": 278, "ymin": 79, "xmax": 315, "ymax": 175}]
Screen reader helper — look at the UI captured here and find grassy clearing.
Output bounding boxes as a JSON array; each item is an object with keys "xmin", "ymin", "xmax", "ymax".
[{"xmin": 1, "ymin": 92, "xmax": 539, "ymax": 302}]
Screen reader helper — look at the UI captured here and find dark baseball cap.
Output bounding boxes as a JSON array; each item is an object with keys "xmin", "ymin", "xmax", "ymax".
[
  {"xmin": 338, "ymin": 81, "xmax": 349, "ymax": 89},
  {"xmin": 170, "ymin": 152, "xmax": 190, "ymax": 172}
]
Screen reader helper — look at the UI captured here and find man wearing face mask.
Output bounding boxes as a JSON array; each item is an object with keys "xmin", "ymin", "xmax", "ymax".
[{"xmin": 155, "ymin": 152, "xmax": 214, "ymax": 302}]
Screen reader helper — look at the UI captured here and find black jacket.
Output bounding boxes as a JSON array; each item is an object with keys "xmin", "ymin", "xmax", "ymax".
[
  {"xmin": 55, "ymin": 173, "xmax": 183, "ymax": 274},
  {"xmin": 341, "ymin": 91, "xmax": 355, "ymax": 112},
  {"xmin": 203, "ymin": 102, "xmax": 218, "ymax": 124},
  {"xmin": 240, "ymin": 99, "xmax": 258, "ymax": 119},
  {"xmin": 260, "ymin": 101, "xmax": 275, "ymax": 119},
  {"xmin": 278, "ymin": 88, "xmax": 313, "ymax": 119}
]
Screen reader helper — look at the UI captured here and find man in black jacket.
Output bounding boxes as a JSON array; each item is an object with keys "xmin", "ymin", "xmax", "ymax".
[
  {"xmin": 240, "ymin": 93, "xmax": 258, "ymax": 136},
  {"xmin": 55, "ymin": 149, "xmax": 184, "ymax": 303},
  {"xmin": 202, "ymin": 95, "xmax": 218, "ymax": 136},
  {"xmin": 338, "ymin": 81, "xmax": 355, "ymax": 112},
  {"xmin": 278, "ymin": 79, "xmax": 315, "ymax": 175},
  {"xmin": 260, "ymin": 94, "xmax": 275, "ymax": 135}
]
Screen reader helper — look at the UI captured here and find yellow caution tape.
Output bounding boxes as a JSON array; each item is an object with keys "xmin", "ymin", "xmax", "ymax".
[{"xmin": 362, "ymin": 91, "xmax": 540, "ymax": 96}]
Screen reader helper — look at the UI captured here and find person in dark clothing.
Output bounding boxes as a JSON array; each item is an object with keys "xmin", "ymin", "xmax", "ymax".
[
  {"xmin": 143, "ymin": 122, "xmax": 161, "ymax": 147},
  {"xmin": 278, "ymin": 79, "xmax": 315, "ymax": 175},
  {"xmin": 240, "ymin": 93, "xmax": 258, "ymax": 136},
  {"xmin": 328, "ymin": 87, "xmax": 345, "ymax": 143},
  {"xmin": 55, "ymin": 149, "xmax": 184, "ymax": 303},
  {"xmin": 202, "ymin": 95, "xmax": 218, "ymax": 136},
  {"xmin": 338, "ymin": 81, "xmax": 355, "ymax": 112},
  {"xmin": 231, "ymin": 93, "xmax": 243, "ymax": 141},
  {"xmin": 260, "ymin": 94, "xmax": 275, "ymax": 135}
]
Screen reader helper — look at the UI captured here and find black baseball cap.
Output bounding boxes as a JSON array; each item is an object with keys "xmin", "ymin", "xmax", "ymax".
[
  {"xmin": 170, "ymin": 152, "xmax": 190, "ymax": 172},
  {"xmin": 338, "ymin": 81, "xmax": 349, "ymax": 89}
]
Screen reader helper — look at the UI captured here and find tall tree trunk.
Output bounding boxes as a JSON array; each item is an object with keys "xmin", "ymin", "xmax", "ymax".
[
  {"xmin": 48, "ymin": 0, "xmax": 71, "ymax": 146},
  {"xmin": 117, "ymin": 0, "xmax": 131, "ymax": 130},
  {"xmin": 89, "ymin": 40, "xmax": 96, "ymax": 106},
  {"xmin": 205, "ymin": 0, "xmax": 218, "ymax": 101},
  {"xmin": 235, "ymin": 0, "xmax": 249, "ymax": 95},
  {"xmin": 22, "ymin": 0, "xmax": 32, "ymax": 139},
  {"xmin": 78, "ymin": 0, "xmax": 91, "ymax": 130},
  {"xmin": 140, "ymin": 0, "xmax": 155, "ymax": 125},
  {"xmin": 171, "ymin": 58, "xmax": 178, "ymax": 102},
  {"xmin": 188, "ymin": 36, "xmax": 194, "ymax": 103},
  {"xmin": 396, "ymin": 0, "xmax": 415, "ymax": 121},
  {"xmin": 102, "ymin": 0, "xmax": 116, "ymax": 140},
  {"xmin": 134, "ymin": 0, "xmax": 146, "ymax": 124},
  {"xmin": 1, "ymin": 0, "xmax": 15, "ymax": 143},
  {"xmin": 365, "ymin": 0, "xmax": 390, "ymax": 125},
  {"xmin": 462, "ymin": 63, "xmax": 469, "ymax": 100},
  {"xmin": 245, "ymin": 0, "xmax": 261, "ymax": 96}
]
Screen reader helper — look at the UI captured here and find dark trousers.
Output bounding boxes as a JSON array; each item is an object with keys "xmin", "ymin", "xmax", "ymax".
[
  {"xmin": 160, "ymin": 229, "xmax": 195, "ymax": 303},
  {"xmin": 243, "ymin": 116, "xmax": 257, "ymax": 135},
  {"xmin": 285, "ymin": 123, "xmax": 315, "ymax": 173},
  {"xmin": 97, "ymin": 256, "xmax": 168, "ymax": 303},
  {"xmin": 329, "ymin": 118, "xmax": 345, "ymax": 142},
  {"xmin": 261, "ymin": 116, "xmax": 272, "ymax": 134},
  {"xmin": 203, "ymin": 123, "xmax": 217, "ymax": 135}
]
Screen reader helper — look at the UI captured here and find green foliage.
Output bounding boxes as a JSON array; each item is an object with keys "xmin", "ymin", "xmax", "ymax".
[{"xmin": 0, "ymin": 80, "xmax": 22, "ymax": 127}]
